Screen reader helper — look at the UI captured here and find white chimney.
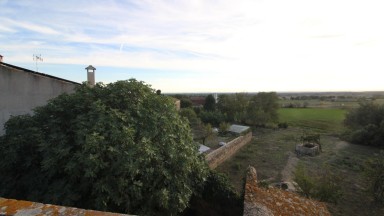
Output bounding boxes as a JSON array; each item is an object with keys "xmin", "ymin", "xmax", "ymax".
[
  {"xmin": 0, "ymin": 55, "xmax": 3, "ymax": 62},
  {"xmin": 85, "ymin": 65, "xmax": 96, "ymax": 86}
]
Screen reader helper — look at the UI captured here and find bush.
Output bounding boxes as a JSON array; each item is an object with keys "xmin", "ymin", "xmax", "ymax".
[
  {"xmin": 313, "ymin": 168, "xmax": 343, "ymax": 203},
  {"xmin": 294, "ymin": 164, "xmax": 343, "ymax": 203},
  {"xmin": 344, "ymin": 102, "xmax": 384, "ymax": 147},
  {"xmin": 219, "ymin": 122, "xmax": 230, "ymax": 135},
  {"xmin": 365, "ymin": 151, "xmax": 384, "ymax": 205},
  {"xmin": 278, "ymin": 122, "xmax": 288, "ymax": 129},
  {"xmin": 183, "ymin": 171, "xmax": 243, "ymax": 216},
  {"xmin": 294, "ymin": 165, "xmax": 314, "ymax": 198},
  {"xmin": 199, "ymin": 111, "xmax": 226, "ymax": 127}
]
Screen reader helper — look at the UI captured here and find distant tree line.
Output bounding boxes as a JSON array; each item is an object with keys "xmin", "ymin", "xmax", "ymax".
[{"xmin": 179, "ymin": 92, "xmax": 280, "ymax": 128}]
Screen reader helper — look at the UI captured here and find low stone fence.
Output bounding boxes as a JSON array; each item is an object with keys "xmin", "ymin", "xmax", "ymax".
[{"xmin": 205, "ymin": 132, "xmax": 252, "ymax": 169}]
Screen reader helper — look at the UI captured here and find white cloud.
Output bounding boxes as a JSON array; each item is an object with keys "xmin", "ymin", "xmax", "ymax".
[{"xmin": 1, "ymin": 0, "xmax": 384, "ymax": 92}]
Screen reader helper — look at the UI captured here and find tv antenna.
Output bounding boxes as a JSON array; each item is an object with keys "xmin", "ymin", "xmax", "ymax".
[{"xmin": 33, "ymin": 54, "xmax": 43, "ymax": 72}]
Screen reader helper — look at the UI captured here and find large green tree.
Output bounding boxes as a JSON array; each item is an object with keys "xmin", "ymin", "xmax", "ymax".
[
  {"xmin": 247, "ymin": 92, "xmax": 279, "ymax": 126},
  {"xmin": 0, "ymin": 79, "xmax": 208, "ymax": 215},
  {"xmin": 217, "ymin": 93, "xmax": 249, "ymax": 123},
  {"xmin": 217, "ymin": 92, "xmax": 278, "ymax": 125}
]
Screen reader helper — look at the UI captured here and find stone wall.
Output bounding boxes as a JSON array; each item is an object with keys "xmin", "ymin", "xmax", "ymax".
[
  {"xmin": 0, "ymin": 62, "xmax": 79, "ymax": 135},
  {"xmin": 205, "ymin": 132, "xmax": 252, "ymax": 169},
  {"xmin": 0, "ymin": 197, "xmax": 134, "ymax": 216}
]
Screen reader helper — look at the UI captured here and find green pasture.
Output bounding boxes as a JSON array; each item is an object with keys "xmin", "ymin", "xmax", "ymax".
[
  {"xmin": 278, "ymin": 108, "xmax": 347, "ymax": 134},
  {"xmin": 279, "ymin": 98, "xmax": 384, "ymax": 109}
]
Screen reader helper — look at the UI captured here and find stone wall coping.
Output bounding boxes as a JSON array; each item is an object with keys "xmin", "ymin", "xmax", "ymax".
[{"xmin": 0, "ymin": 197, "xmax": 135, "ymax": 216}]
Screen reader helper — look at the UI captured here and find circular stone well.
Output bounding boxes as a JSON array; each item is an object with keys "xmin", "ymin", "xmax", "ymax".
[{"xmin": 295, "ymin": 143, "xmax": 320, "ymax": 156}]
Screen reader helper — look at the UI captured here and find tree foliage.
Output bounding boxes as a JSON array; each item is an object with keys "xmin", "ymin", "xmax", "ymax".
[
  {"xmin": 344, "ymin": 102, "xmax": 384, "ymax": 147},
  {"xmin": 199, "ymin": 110, "xmax": 226, "ymax": 127},
  {"xmin": 204, "ymin": 94, "xmax": 216, "ymax": 112},
  {"xmin": 0, "ymin": 79, "xmax": 208, "ymax": 215},
  {"xmin": 183, "ymin": 171, "xmax": 243, "ymax": 216},
  {"xmin": 180, "ymin": 98, "xmax": 193, "ymax": 109},
  {"xmin": 180, "ymin": 108, "xmax": 200, "ymax": 127},
  {"xmin": 247, "ymin": 92, "xmax": 279, "ymax": 126},
  {"xmin": 217, "ymin": 93, "xmax": 249, "ymax": 123},
  {"xmin": 217, "ymin": 92, "xmax": 279, "ymax": 126}
]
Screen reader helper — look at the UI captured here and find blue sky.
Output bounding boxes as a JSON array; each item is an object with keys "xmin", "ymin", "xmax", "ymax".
[{"xmin": 1, "ymin": 0, "xmax": 384, "ymax": 93}]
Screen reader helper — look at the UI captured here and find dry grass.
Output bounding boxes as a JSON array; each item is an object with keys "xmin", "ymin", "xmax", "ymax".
[{"xmin": 216, "ymin": 107, "xmax": 384, "ymax": 215}]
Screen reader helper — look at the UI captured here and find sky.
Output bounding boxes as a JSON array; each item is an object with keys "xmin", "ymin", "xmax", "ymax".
[{"xmin": 1, "ymin": 0, "xmax": 384, "ymax": 93}]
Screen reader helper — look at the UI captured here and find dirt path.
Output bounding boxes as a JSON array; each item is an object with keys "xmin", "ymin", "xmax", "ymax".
[
  {"xmin": 280, "ymin": 152, "xmax": 299, "ymax": 182},
  {"xmin": 334, "ymin": 140, "xmax": 350, "ymax": 151}
]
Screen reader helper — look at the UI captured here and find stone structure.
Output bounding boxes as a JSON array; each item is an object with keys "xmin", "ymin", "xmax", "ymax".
[
  {"xmin": 0, "ymin": 62, "xmax": 80, "ymax": 135},
  {"xmin": 295, "ymin": 143, "xmax": 320, "ymax": 156},
  {"xmin": 0, "ymin": 197, "xmax": 134, "ymax": 216},
  {"xmin": 85, "ymin": 65, "xmax": 96, "ymax": 86},
  {"xmin": 243, "ymin": 166, "xmax": 330, "ymax": 216},
  {"xmin": 205, "ymin": 132, "xmax": 252, "ymax": 169}
]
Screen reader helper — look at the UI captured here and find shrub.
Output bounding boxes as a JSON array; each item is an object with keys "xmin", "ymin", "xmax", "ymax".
[
  {"xmin": 219, "ymin": 122, "xmax": 230, "ymax": 135},
  {"xmin": 294, "ymin": 164, "xmax": 343, "ymax": 203},
  {"xmin": 183, "ymin": 171, "xmax": 243, "ymax": 216},
  {"xmin": 313, "ymin": 168, "xmax": 343, "ymax": 203},
  {"xmin": 365, "ymin": 151, "xmax": 384, "ymax": 205},
  {"xmin": 344, "ymin": 102, "xmax": 384, "ymax": 147},
  {"xmin": 294, "ymin": 165, "xmax": 315, "ymax": 198},
  {"xmin": 278, "ymin": 122, "xmax": 288, "ymax": 129},
  {"xmin": 199, "ymin": 111, "xmax": 226, "ymax": 127}
]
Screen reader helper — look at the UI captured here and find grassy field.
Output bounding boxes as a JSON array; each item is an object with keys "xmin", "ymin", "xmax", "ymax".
[
  {"xmin": 279, "ymin": 98, "xmax": 384, "ymax": 109},
  {"xmin": 216, "ymin": 107, "xmax": 384, "ymax": 216},
  {"xmin": 278, "ymin": 108, "xmax": 347, "ymax": 134}
]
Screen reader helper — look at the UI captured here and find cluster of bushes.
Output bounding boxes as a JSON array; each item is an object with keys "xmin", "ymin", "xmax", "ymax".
[
  {"xmin": 344, "ymin": 102, "xmax": 384, "ymax": 147},
  {"xmin": 282, "ymin": 102, "xmax": 309, "ymax": 108}
]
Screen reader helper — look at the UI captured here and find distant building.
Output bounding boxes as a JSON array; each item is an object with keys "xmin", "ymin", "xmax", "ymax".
[
  {"xmin": 0, "ymin": 61, "xmax": 80, "ymax": 135},
  {"xmin": 172, "ymin": 97, "xmax": 181, "ymax": 111},
  {"xmin": 190, "ymin": 96, "xmax": 205, "ymax": 107}
]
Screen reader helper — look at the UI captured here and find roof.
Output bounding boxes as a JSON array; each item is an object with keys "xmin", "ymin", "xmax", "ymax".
[
  {"xmin": 243, "ymin": 166, "xmax": 330, "ymax": 216},
  {"xmin": 189, "ymin": 96, "xmax": 205, "ymax": 106},
  {"xmin": 85, "ymin": 65, "xmax": 96, "ymax": 70},
  {"xmin": 198, "ymin": 144, "xmax": 211, "ymax": 154},
  {"xmin": 0, "ymin": 62, "xmax": 81, "ymax": 85},
  {"xmin": 228, "ymin": 124, "xmax": 250, "ymax": 134}
]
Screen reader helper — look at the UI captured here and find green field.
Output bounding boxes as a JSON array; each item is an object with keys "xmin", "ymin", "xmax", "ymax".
[{"xmin": 278, "ymin": 108, "xmax": 347, "ymax": 134}]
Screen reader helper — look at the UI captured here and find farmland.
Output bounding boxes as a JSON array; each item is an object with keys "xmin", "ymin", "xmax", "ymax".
[{"xmin": 278, "ymin": 108, "xmax": 346, "ymax": 133}]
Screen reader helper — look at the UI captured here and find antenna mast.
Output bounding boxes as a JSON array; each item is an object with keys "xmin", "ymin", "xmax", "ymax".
[{"xmin": 33, "ymin": 54, "xmax": 43, "ymax": 72}]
